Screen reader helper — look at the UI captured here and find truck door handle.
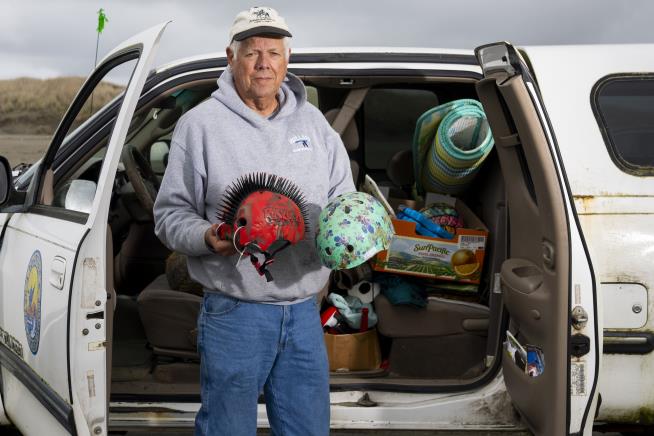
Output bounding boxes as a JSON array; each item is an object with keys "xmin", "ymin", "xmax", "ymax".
[
  {"xmin": 500, "ymin": 258, "xmax": 543, "ymax": 295},
  {"xmin": 50, "ymin": 256, "xmax": 66, "ymax": 290}
]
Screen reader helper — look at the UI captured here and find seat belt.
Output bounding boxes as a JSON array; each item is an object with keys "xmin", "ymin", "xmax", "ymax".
[
  {"xmin": 331, "ymin": 87, "xmax": 370, "ymax": 136},
  {"xmin": 485, "ymin": 200, "xmax": 508, "ymax": 368},
  {"xmin": 485, "ymin": 272, "xmax": 504, "ymax": 368}
]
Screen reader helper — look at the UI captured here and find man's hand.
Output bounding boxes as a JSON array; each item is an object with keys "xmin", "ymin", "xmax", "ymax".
[{"xmin": 205, "ymin": 223, "xmax": 237, "ymax": 256}]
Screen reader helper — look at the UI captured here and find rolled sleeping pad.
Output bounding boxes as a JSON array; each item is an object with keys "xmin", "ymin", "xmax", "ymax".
[{"xmin": 412, "ymin": 99, "xmax": 494, "ymax": 195}]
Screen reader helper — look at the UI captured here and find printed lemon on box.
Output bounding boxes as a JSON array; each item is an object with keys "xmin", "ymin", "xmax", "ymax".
[{"xmin": 451, "ymin": 249, "xmax": 480, "ymax": 278}]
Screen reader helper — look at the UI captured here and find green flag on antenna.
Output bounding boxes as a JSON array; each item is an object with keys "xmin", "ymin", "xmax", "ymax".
[
  {"xmin": 97, "ymin": 8, "xmax": 108, "ymax": 34},
  {"xmin": 92, "ymin": 7, "xmax": 109, "ymax": 114}
]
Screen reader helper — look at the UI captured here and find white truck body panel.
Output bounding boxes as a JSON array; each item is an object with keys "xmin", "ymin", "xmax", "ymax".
[{"xmin": 525, "ymin": 44, "xmax": 654, "ymax": 423}]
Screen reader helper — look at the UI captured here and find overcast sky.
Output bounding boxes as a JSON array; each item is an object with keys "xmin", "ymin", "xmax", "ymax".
[{"xmin": 2, "ymin": 0, "xmax": 654, "ymax": 80}]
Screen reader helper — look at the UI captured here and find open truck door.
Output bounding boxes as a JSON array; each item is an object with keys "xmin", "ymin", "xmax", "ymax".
[
  {"xmin": 474, "ymin": 42, "xmax": 601, "ymax": 435},
  {"xmin": 0, "ymin": 22, "xmax": 168, "ymax": 435}
]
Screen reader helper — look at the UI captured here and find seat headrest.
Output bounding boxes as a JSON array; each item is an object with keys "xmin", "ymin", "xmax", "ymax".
[{"xmin": 324, "ymin": 108, "xmax": 359, "ymax": 152}]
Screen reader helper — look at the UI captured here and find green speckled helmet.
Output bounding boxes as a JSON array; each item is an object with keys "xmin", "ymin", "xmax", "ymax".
[{"xmin": 316, "ymin": 192, "xmax": 394, "ymax": 270}]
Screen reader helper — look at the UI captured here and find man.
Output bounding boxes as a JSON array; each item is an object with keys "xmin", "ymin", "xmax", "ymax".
[{"xmin": 153, "ymin": 6, "xmax": 355, "ymax": 436}]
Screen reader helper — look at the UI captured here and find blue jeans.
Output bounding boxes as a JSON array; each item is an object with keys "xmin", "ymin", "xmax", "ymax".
[{"xmin": 195, "ymin": 292, "xmax": 330, "ymax": 436}]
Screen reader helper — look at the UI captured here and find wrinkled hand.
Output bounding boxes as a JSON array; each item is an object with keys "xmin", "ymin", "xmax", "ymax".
[{"xmin": 205, "ymin": 223, "xmax": 237, "ymax": 256}]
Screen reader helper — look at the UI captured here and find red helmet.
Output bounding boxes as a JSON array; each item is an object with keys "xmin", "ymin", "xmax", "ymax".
[{"xmin": 217, "ymin": 173, "xmax": 308, "ymax": 281}]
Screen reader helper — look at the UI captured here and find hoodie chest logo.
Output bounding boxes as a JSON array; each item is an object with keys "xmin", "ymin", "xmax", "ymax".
[{"xmin": 290, "ymin": 135, "xmax": 312, "ymax": 153}]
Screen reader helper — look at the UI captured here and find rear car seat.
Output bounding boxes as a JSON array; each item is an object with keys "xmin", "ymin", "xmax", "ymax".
[{"xmin": 375, "ymin": 294, "xmax": 489, "ymax": 378}]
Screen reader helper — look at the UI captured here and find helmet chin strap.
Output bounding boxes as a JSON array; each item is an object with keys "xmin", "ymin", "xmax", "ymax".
[
  {"xmin": 227, "ymin": 223, "xmax": 295, "ymax": 282},
  {"xmin": 243, "ymin": 239, "xmax": 291, "ymax": 282}
]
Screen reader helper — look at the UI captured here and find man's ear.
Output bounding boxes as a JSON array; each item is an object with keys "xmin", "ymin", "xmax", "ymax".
[{"xmin": 226, "ymin": 47, "xmax": 234, "ymax": 66}]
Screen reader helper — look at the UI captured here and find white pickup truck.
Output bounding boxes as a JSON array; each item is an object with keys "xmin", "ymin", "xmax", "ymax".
[{"xmin": 0, "ymin": 23, "xmax": 652, "ymax": 435}]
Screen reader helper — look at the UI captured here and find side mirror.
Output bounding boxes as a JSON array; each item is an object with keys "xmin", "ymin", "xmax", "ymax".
[
  {"xmin": 0, "ymin": 156, "xmax": 13, "ymax": 206},
  {"xmin": 64, "ymin": 180, "xmax": 97, "ymax": 214}
]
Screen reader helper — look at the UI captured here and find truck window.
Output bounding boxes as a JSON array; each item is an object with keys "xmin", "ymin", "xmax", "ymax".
[
  {"xmin": 48, "ymin": 59, "xmax": 137, "ymax": 214},
  {"xmin": 592, "ymin": 74, "xmax": 654, "ymax": 175}
]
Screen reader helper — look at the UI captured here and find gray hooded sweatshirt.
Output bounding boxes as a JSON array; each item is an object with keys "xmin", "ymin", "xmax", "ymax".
[{"xmin": 153, "ymin": 67, "xmax": 354, "ymax": 303}]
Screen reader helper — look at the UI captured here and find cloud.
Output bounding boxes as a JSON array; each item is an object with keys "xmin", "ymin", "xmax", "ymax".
[{"xmin": 1, "ymin": 0, "xmax": 654, "ymax": 79}]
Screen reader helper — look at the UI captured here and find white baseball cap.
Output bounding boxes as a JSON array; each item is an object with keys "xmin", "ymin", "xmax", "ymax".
[{"xmin": 229, "ymin": 6, "xmax": 292, "ymax": 42}]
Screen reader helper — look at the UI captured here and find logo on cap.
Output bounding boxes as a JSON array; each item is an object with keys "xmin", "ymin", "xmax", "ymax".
[{"xmin": 252, "ymin": 8, "xmax": 272, "ymax": 21}]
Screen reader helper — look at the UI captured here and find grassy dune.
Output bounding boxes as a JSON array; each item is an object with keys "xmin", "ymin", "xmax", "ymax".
[
  {"xmin": 0, "ymin": 77, "xmax": 123, "ymax": 135},
  {"xmin": 0, "ymin": 77, "xmax": 124, "ymax": 165}
]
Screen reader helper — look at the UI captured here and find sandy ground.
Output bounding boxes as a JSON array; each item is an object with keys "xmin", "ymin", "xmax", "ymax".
[{"xmin": 0, "ymin": 134, "xmax": 51, "ymax": 168}]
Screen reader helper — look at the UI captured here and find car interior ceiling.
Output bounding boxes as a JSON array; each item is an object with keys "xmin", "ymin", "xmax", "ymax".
[{"xmin": 107, "ymin": 71, "xmax": 508, "ymax": 399}]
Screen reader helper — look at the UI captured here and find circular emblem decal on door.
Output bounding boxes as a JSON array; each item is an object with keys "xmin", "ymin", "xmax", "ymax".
[{"xmin": 24, "ymin": 250, "xmax": 43, "ymax": 355}]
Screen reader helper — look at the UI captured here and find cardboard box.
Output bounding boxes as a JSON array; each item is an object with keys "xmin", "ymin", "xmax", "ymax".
[
  {"xmin": 323, "ymin": 329, "xmax": 381, "ymax": 372},
  {"xmin": 371, "ymin": 196, "xmax": 489, "ymax": 284}
]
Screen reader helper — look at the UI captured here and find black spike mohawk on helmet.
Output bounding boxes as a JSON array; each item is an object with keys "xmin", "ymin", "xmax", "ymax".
[{"xmin": 217, "ymin": 172, "xmax": 309, "ymax": 228}]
